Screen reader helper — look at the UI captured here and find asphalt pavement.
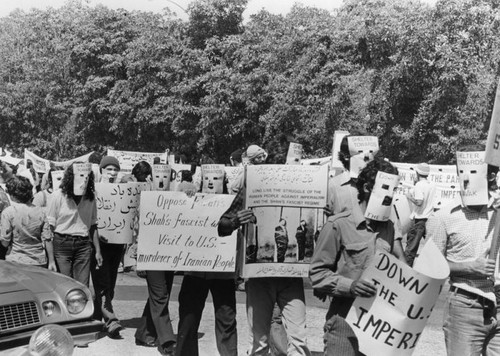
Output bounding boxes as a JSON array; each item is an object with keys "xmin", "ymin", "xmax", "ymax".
[{"xmin": 72, "ymin": 272, "xmax": 447, "ymax": 356}]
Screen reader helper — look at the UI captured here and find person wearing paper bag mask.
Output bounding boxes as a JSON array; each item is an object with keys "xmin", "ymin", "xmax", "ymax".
[
  {"xmin": 46, "ymin": 162, "xmax": 102, "ymax": 287},
  {"xmin": 33, "ymin": 168, "xmax": 64, "ymax": 209},
  {"xmin": 428, "ymin": 144, "xmax": 500, "ymax": 356},
  {"xmin": 309, "ymin": 158, "xmax": 405, "ymax": 356},
  {"xmin": 91, "ymin": 155, "xmax": 126, "ymax": 340}
]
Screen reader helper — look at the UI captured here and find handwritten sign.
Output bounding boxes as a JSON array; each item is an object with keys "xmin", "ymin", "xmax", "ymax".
[
  {"xmin": 96, "ymin": 183, "xmax": 149, "ymax": 244},
  {"xmin": 486, "ymin": 79, "xmax": 500, "ymax": 166},
  {"xmin": 107, "ymin": 149, "xmax": 167, "ymax": 174},
  {"xmin": 346, "ymin": 240, "xmax": 449, "ymax": 356},
  {"xmin": 136, "ymin": 191, "xmax": 237, "ymax": 271},
  {"xmin": 243, "ymin": 165, "xmax": 328, "ymax": 278},
  {"xmin": 201, "ymin": 164, "xmax": 225, "ymax": 194}
]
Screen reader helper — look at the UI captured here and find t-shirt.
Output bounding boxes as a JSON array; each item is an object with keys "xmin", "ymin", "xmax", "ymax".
[
  {"xmin": 46, "ymin": 189, "xmax": 97, "ymax": 237},
  {"xmin": 0, "ymin": 202, "xmax": 51, "ymax": 265},
  {"xmin": 412, "ymin": 179, "xmax": 436, "ymax": 219}
]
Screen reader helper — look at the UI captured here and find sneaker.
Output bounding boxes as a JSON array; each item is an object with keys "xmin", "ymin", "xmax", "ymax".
[{"xmin": 107, "ymin": 323, "xmax": 123, "ymax": 339}]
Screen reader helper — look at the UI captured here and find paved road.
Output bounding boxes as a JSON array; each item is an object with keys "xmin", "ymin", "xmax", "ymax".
[{"xmin": 73, "ymin": 272, "xmax": 447, "ymax": 356}]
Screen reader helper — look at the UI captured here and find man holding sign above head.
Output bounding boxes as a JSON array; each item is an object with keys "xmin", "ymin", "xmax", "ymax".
[
  {"xmin": 428, "ymin": 144, "xmax": 500, "ymax": 356},
  {"xmin": 309, "ymin": 158, "xmax": 404, "ymax": 356}
]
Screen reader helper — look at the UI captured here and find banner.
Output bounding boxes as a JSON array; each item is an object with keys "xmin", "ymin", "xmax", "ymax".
[
  {"xmin": 243, "ymin": 165, "xmax": 328, "ymax": 277},
  {"xmin": 24, "ymin": 149, "xmax": 93, "ymax": 173},
  {"xmin": 96, "ymin": 182, "xmax": 149, "ymax": 244},
  {"xmin": 107, "ymin": 149, "xmax": 167, "ymax": 174},
  {"xmin": 346, "ymin": 240, "xmax": 449, "ymax": 356},
  {"xmin": 136, "ymin": 191, "xmax": 238, "ymax": 271}
]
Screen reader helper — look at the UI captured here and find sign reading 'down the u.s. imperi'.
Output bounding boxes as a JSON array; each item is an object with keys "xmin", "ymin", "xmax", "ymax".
[
  {"xmin": 96, "ymin": 183, "xmax": 149, "ymax": 244},
  {"xmin": 346, "ymin": 240, "xmax": 449, "ymax": 356},
  {"xmin": 136, "ymin": 191, "xmax": 238, "ymax": 271},
  {"xmin": 243, "ymin": 165, "xmax": 328, "ymax": 278}
]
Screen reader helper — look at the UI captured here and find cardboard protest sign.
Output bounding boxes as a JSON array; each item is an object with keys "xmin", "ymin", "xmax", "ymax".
[
  {"xmin": 346, "ymin": 240, "xmax": 449, "ymax": 356},
  {"xmin": 96, "ymin": 182, "xmax": 149, "ymax": 244},
  {"xmin": 136, "ymin": 191, "xmax": 237, "ymax": 271},
  {"xmin": 201, "ymin": 164, "xmax": 225, "ymax": 194},
  {"xmin": 107, "ymin": 149, "xmax": 167, "ymax": 174},
  {"xmin": 286, "ymin": 142, "xmax": 303, "ymax": 165},
  {"xmin": 243, "ymin": 165, "xmax": 328, "ymax": 278},
  {"xmin": 50, "ymin": 170, "xmax": 65, "ymax": 191},
  {"xmin": 152, "ymin": 164, "xmax": 171, "ymax": 191},
  {"xmin": 486, "ymin": 79, "xmax": 500, "ymax": 166}
]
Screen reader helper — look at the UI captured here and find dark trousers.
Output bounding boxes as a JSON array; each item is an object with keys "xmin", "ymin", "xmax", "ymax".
[
  {"xmin": 91, "ymin": 241, "xmax": 125, "ymax": 331},
  {"xmin": 53, "ymin": 233, "xmax": 92, "ymax": 286},
  {"xmin": 405, "ymin": 218, "xmax": 427, "ymax": 267},
  {"xmin": 176, "ymin": 276, "xmax": 237, "ymax": 356},
  {"xmin": 134, "ymin": 270, "xmax": 176, "ymax": 347}
]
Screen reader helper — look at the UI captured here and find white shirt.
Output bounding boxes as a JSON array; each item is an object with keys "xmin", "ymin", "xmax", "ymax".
[{"xmin": 411, "ymin": 179, "xmax": 436, "ymax": 219}]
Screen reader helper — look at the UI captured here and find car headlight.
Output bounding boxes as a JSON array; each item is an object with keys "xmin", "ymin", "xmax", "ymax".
[{"xmin": 65, "ymin": 289, "xmax": 88, "ymax": 314}]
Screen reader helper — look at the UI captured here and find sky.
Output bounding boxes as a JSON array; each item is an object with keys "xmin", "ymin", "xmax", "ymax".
[{"xmin": 0, "ymin": 0, "xmax": 437, "ymax": 21}]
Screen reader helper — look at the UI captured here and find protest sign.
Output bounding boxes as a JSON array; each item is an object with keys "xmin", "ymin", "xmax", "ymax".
[
  {"xmin": 224, "ymin": 166, "xmax": 243, "ymax": 192},
  {"xmin": 152, "ymin": 164, "xmax": 171, "ymax": 191},
  {"xmin": 136, "ymin": 191, "xmax": 238, "ymax": 271},
  {"xmin": 346, "ymin": 240, "xmax": 449, "ymax": 356},
  {"xmin": 286, "ymin": 142, "xmax": 303, "ymax": 165},
  {"xmin": 96, "ymin": 182, "xmax": 149, "ymax": 244},
  {"xmin": 107, "ymin": 149, "xmax": 167, "ymax": 174},
  {"xmin": 486, "ymin": 79, "xmax": 500, "ymax": 166},
  {"xmin": 243, "ymin": 165, "xmax": 328, "ymax": 277}
]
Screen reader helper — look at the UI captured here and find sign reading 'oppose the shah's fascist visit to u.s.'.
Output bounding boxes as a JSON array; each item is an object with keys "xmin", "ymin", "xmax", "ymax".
[{"xmin": 136, "ymin": 191, "xmax": 237, "ymax": 272}]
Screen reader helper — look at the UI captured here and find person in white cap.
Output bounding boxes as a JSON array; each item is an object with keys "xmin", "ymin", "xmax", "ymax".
[
  {"xmin": 404, "ymin": 162, "xmax": 436, "ymax": 266},
  {"xmin": 228, "ymin": 145, "xmax": 268, "ymax": 194}
]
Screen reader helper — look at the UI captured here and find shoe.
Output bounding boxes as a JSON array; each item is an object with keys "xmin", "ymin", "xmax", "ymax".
[
  {"xmin": 107, "ymin": 324, "xmax": 123, "ymax": 339},
  {"xmin": 157, "ymin": 342, "xmax": 175, "ymax": 356},
  {"xmin": 135, "ymin": 339, "xmax": 157, "ymax": 347}
]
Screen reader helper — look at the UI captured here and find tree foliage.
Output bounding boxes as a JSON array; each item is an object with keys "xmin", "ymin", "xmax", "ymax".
[{"xmin": 0, "ymin": 0, "xmax": 499, "ymax": 164}]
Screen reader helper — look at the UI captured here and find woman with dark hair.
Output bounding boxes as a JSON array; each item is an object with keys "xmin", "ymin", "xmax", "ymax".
[
  {"xmin": 47, "ymin": 163, "xmax": 102, "ymax": 286},
  {"xmin": 0, "ymin": 176, "xmax": 55, "ymax": 269},
  {"xmin": 33, "ymin": 168, "xmax": 64, "ymax": 208}
]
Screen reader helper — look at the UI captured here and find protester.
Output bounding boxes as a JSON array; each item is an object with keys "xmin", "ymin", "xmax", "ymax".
[
  {"xmin": 175, "ymin": 167, "xmax": 237, "ymax": 356},
  {"xmin": 132, "ymin": 161, "xmax": 176, "ymax": 356},
  {"xmin": 428, "ymin": 144, "xmax": 500, "ymax": 356},
  {"xmin": 328, "ymin": 134, "xmax": 407, "ymax": 263},
  {"xmin": 33, "ymin": 168, "xmax": 63, "ymax": 209},
  {"xmin": 229, "ymin": 145, "xmax": 267, "ymax": 194},
  {"xmin": 0, "ymin": 176, "xmax": 56, "ymax": 269},
  {"xmin": 404, "ymin": 162, "xmax": 437, "ymax": 266},
  {"xmin": 229, "ymin": 148, "xmax": 244, "ymax": 167},
  {"xmin": 309, "ymin": 157, "xmax": 402, "ymax": 355},
  {"xmin": 218, "ymin": 144, "xmax": 310, "ymax": 356},
  {"xmin": 175, "ymin": 170, "xmax": 197, "ymax": 197},
  {"xmin": 0, "ymin": 161, "xmax": 13, "ymax": 259},
  {"xmin": 47, "ymin": 162, "xmax": 102, "ymax": 286},
  {"xmin": 90, "ymin": 155, "xmax": 126, "ymax": 339}
]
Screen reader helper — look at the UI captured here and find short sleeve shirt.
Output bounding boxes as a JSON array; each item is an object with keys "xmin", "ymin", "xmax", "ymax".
[{"xmin": 1, "ymin": 202, "xmax": 52, "ymax": 265}]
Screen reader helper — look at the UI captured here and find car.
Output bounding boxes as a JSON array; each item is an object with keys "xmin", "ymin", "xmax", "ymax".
[{"xmin": 0, "ymin": 260, "xmax": 103, "ymax": 351}]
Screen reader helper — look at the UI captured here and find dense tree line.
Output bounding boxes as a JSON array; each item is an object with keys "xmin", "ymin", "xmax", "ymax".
[{"xmin": 0, "ymin": 0, "xmax": 499, "ymax": 165}]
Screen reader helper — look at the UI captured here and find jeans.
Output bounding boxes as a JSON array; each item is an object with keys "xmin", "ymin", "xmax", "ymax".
[
  {"xmin": 53, "ymin": 233, "xmax": 92, "ymax": 286},
  {"xmin": 324, "ymin": 315, "xmax": 359, "ymax": 356},
  {"xmin": 405, "ymin": 218, "xmax": 427, "ymax": 266},
  {"xmin": 444, "ymin": 289, "xmax": 500, "ymax": 356},
  {"xmin": 91, "ymin": 241, "xmax": 125, "ymax": 332},
  {"xmin": 135, "ymin": 270, "xmax": 175, "ymax": 347},
  {"xmin": 246, "ymin": 278, "xmax": 311, "ymax": 356},
  {"xmin": 176, "ymin": 276, "xmax": 237, "ymax": 356}
]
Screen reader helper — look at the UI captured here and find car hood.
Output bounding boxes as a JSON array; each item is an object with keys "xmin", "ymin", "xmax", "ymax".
[{"xmin": 0, "ymin": 260, "xmax": 74, "ymax": 294}]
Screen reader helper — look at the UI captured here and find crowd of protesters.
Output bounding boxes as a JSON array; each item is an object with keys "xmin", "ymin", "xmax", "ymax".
[{"xmin": 0, "ymin": 136, "xmax": 498, "ymax": 356}]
